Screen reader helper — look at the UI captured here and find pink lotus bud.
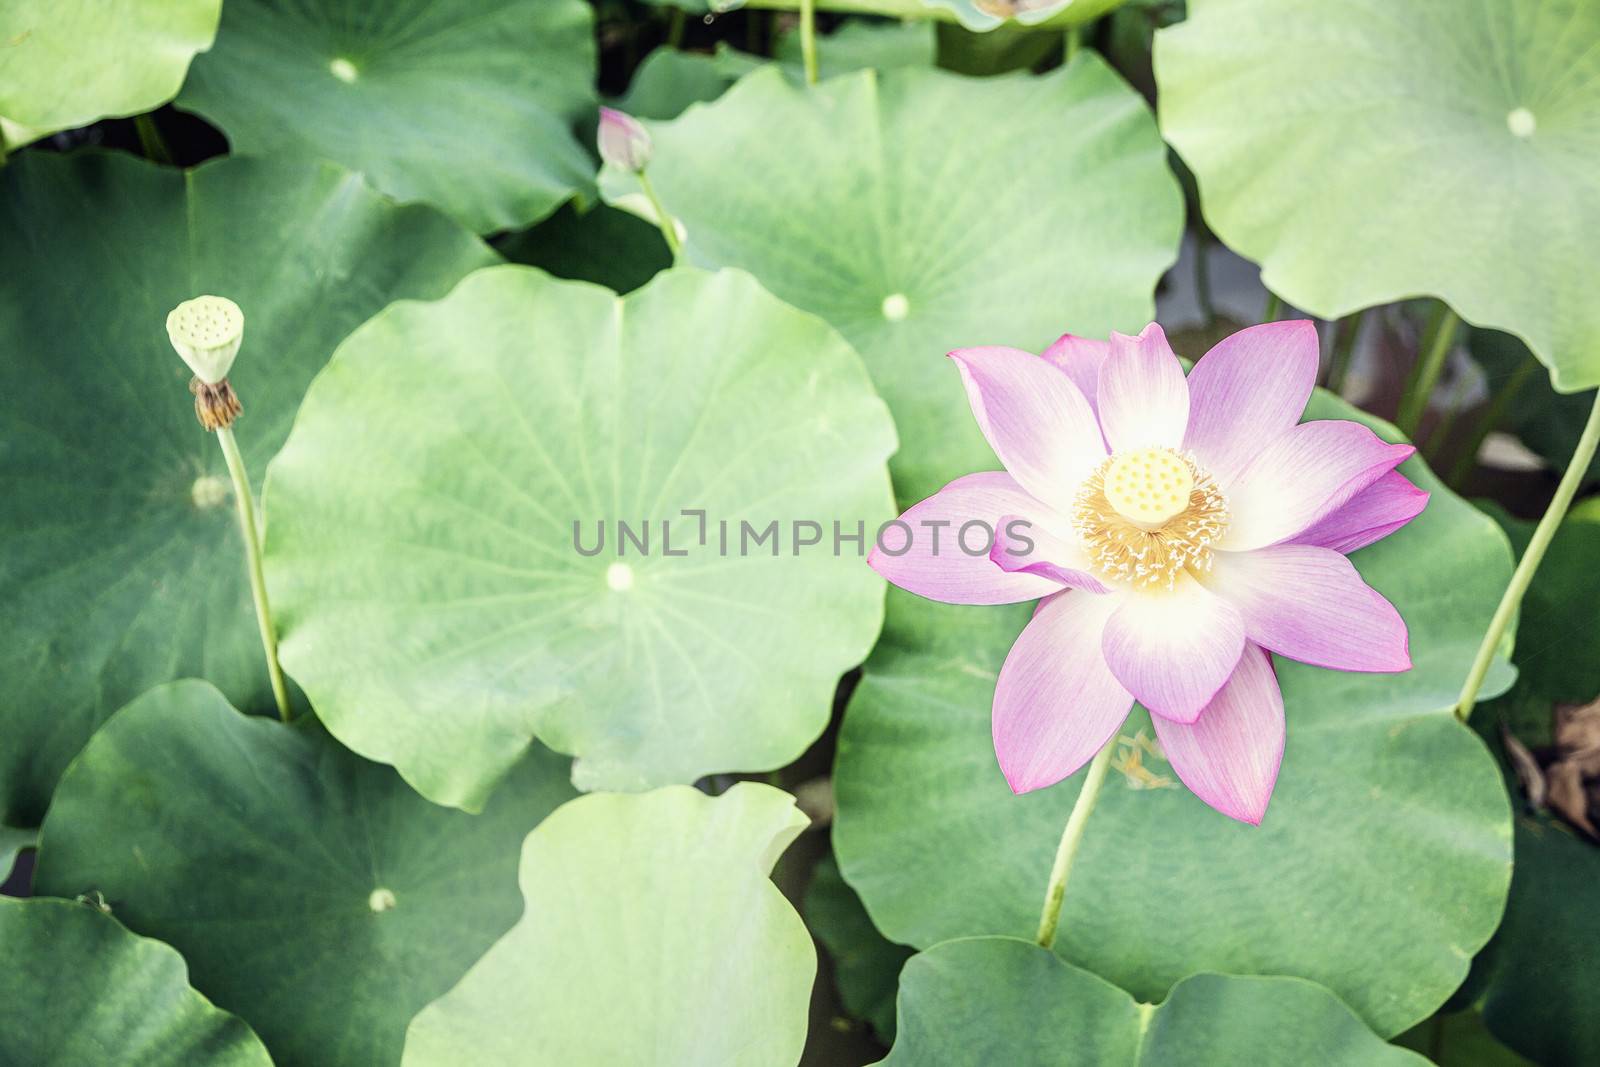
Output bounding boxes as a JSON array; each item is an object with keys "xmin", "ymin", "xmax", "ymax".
[{"xmin": 597, "ymin": 107, "xmax": 652, "ymax": 172}]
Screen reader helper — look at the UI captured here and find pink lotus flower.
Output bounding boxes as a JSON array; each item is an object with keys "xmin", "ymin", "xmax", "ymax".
[{"xmin": 869, "ymin": 322, "xmax": 1425, "ymax": 824}]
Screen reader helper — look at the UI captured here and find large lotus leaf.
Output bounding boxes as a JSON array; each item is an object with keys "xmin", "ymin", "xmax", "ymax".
[
  {"xmin": 600, "ymin": 60, "xmax": 1182, "ymax": 505},
  {"xmin": 883, "ymin": 937, "xmax": 1426, "ymax": 1066},
  {"xmin": 0, "ymin": 151, "xmax": 493, "ymax": 835},
  {"xmin": 177, "ymin": 0, "xmax": 596, "ymax": 233},
  {"xmin": 403, "ymin": 783, "xmax": 813, "ymax": 1065},
  {"xmin": 0, "ymin": 897, "xmax": 271, "ymax": 1066},
  {"xmin": 264, "ymin": 265, "xmax": 896, "ymax": 808},
  {"xmin": 0, "ymin": 0, "xmax": 220, "ymax": 139},
  {"xmin": 32, "ymin": 681, "xmax": 576, "ymax": 1067},
  {"xmin": 834, "ymin": 392, "xmax": 1517, "ymax": 1036},
  {"xmin": 1156, "ymin": 0, "xmax": 1600, "ymax": 391}
]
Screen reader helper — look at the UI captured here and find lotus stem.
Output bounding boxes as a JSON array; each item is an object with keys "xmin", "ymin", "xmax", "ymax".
[
  {"xmin": 1193, "ymin": 232, "xmax": 1215, "ymax": 330},
  {"xmin": 1262, "ymin": 291, "xmax": 1282, "ymax": 323},
  {"xmin": 1447, "ymin": 352, "xmax": 1538, "ymax": 489},
  {"xmin": 1397, "ymin": 304, "xmax": 1460, "ymax": 438},
  {"xmin": 134, "ymin": 113, "xmax": 173, "ymax": 165},
  {"xmin": 1065, "ymin": 25, "xmax": 1083, "ymax": 64},
  {"xmin": 636, "ymin": 170, "xmax": 683, "ymax": 261},
  {"xmin": 799, "ymin": 0, "xmax": 819, "ymax": 85},
  {"xmin": 1324, "ymin": 308, "xmax": 1365, "ymax": 395},
  {"xmin": 216, "ymin": 426, "xmax": 292, "ymax": 722},
  {"xmin": 1035, "ymin": 736, "xmax": 1117, "ymax": 950},
  {"xmin": 1455, "ymin": 388, "xmax": 1600, "ymax": 721}
]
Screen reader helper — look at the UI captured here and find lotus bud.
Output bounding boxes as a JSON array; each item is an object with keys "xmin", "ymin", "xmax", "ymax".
[
  {"xmin": 597, "ymin": 107, "xmax": 652, "ymax": 173},
  {"xmin": 168, "ymin": 295, "xmax": 245, "ymax": 431}
]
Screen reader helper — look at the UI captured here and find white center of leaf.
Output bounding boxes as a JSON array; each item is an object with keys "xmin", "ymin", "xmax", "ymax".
[
  {"xmin": 330, "ymin": 57, "xmax": 360, "ymax": 83},
  {"xmin": 880, "ymin": 293, "xmax": 910, "ymax": 322},
  {"xmin": 606, "ymin": 562, "xmax": 634, "ymax": 592},
  {"xmin": 190, "ymin": 475, "xmax": 230, "ymax": 510},
  {"xmin": 368, "ymin": 888, "xmax": 397, "ymax": 913},
  {"xmin": 1506, "ymin": 107, "xmax": 1536, "ymax": 138}
]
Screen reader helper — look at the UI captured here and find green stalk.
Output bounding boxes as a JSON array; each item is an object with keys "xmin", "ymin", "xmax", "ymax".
[
  {"xmin": 637, "ymin": 170, "xmax": 683, "ymax": 262},
  {"xmin": 1065, "ymin": 25, "xmax": 1083, "ymax": 64},
  {"xmin": 1396, "ymin": 304, "xmax": 1460, "ymax": 438},
  {"xmin": 1035, "ymin": 738, "xmax": 1117, "ymax": 950},
  {"xmin": 666, "ymin": 7, "xmax": 687, "ymax": 48},
  {"xmin": 1193, "ymin": 232, "xmax": 1215, "ymax": 330},
  {"xmin": 1324, "ymin": 309, "xmax": 1365, "ymax": 395},
  {"xmin": 1447, "ymin": 353, "xmax": 1538, "ymax": 489},
  {"xmin": 216, "ymin": 426, "xmax": 292, "ymax": 722},
  {"xmin": 1262, "ymin": 291, "xmax": 1282, "ymax": 323},
  {"xmin": 1455, "ymin": 388, "xmax": 1600, "ymax": 721},
  {"xmin": 134, "ymin": 113, "xmax": 173, "ymax": 165},
  {"xmin": 799, "ymin": 0, "xmax": 819, "ymax": 85}
]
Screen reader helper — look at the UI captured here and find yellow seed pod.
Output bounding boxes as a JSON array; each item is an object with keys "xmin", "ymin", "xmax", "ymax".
[
  {"xmin": 1102, "ymin": 447, "xmax": 1194, "ymax": 526},
  {"xmin": 166, "ymin": 295, "xmax": 244, "ymax": 384}
]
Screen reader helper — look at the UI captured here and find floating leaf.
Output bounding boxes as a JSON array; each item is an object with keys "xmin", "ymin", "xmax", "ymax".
[
  {"xmin": 265, "ymin": 265, "xmax": 895, "ymax": 808},
  {"xmin": 0, "ymin": 151, "xmax": 493, "ymax": 834},
  {"xmin": 806, "ymin": 853, "xmax": 912, "ymax": 1043},
  {"xmin": 403, "ymin": 783, "xmax": 814, "ymax": 1066},
  {"xmin": 601, "ymin": 60, "xmax": 1182, "ymax": 505},
  {"xmin": 178, "ymin": 0, "xmax": 597, "ymax": 233},
  {"xmin": 33, "ymin": 681, "xmax": 575, "ymax": 1067},
  {"xmin": 834, "ymin": 394, "xmax": 1516, "ymax": 1036},
  {"xmin": 0, "ymin": 898, "xmax": 271, "ymax": 1065},
  {"xmin": 883, "ymin": 936, "xmax": 1427, "ymax": 1065},
  {"xmin": 1157, "ymin": 0, "xmax": 1600, "ymax": 390},
  {"xmin": 0, "ymin": 0, "xmax": 220, "ymax": 139}
]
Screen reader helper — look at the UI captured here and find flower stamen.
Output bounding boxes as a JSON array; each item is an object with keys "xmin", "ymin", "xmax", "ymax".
[{"xmin": 1073, "ymin": 448, "xmax": 1228, "ymax": 590}]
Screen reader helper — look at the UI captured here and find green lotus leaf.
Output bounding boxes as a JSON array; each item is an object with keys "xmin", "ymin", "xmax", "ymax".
[
  {"xmin": 616, "ymin": 18, "xmax": 935, "ymax": 122},
  {"xmin": 1473, "ymin": 816, "xmax": 1600, "ymax": 1067},
  {"xmin": 0, "ymin": 151, "xmax": 493, "ymax": 836},
  {"xmin": 0, "ymin": 897, "xmax": 271, "ymax": 1066},
  {"xmin": 883, "ymin": 936, "xmax": 1427, "ymax": 1066},
  {"xmin": 0, "ymin": 824, "xmax": 34, "ymax": 886},
  {"xmin": 264, "ymin": 265, "xmax": 896, "ymax": 808},
  {"xmin": 32, "ymin": 681, "xmax": 576, "ymax": 1067},
  {"xmin": 834, "ymin": 393, "xmax": 1517, "ymax": 1036},
  {"xmin": 177, "ymin": 0, "xmax": 596, "ymax": 233},
  {"xmin": 805, "ymin": 853, "xmax": 912, "ymax": 1043},
  {"xmin": 600, "ymin": 59, "xmax": 1183, "ymax": 505},
  {"xmin": 0, "ymin": 0, "xmax": 220, "ymax": 139},
  {"xmin": 1156, "ymin": 0, "xmax": 1600, "ymax": 390},
  {"xmin": 403, "ymin": 783, "xmax": 813, "ymax": 1065}
]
